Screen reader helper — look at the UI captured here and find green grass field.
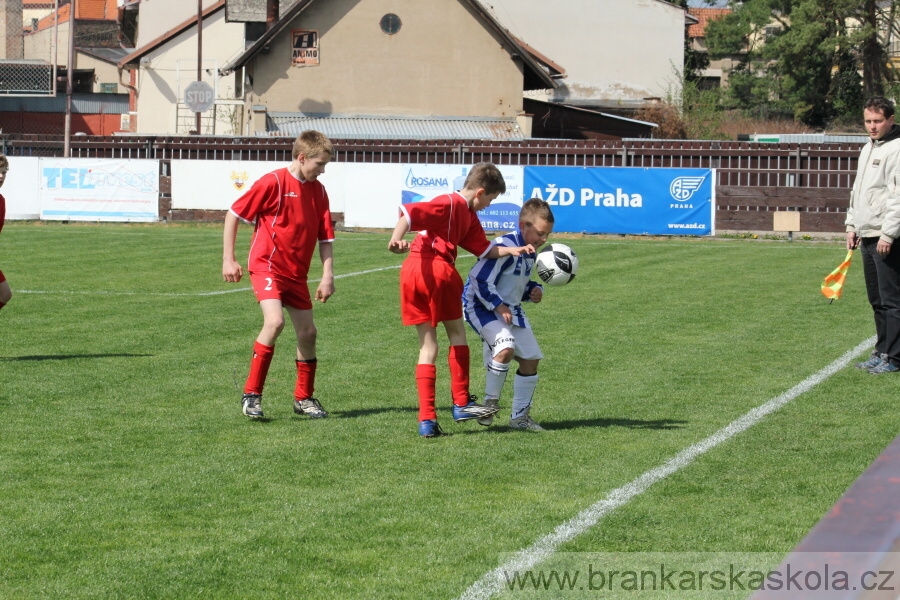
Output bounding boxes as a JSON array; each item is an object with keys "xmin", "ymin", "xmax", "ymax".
[{"xmin": 1, "ymin": 223, "xmax": 897, "ymax": 599}]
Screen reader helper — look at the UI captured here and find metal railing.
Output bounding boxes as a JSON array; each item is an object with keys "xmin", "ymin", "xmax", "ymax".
[{"xmin": 0, "ymin": 134, "xmax": 862, "ymax": 189}]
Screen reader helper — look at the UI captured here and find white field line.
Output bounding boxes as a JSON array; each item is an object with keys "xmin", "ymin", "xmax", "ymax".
[
  {"xmin": 457, "ymin": 336, "xmax": 877, "ymax": 600},
  {"xmin": 16, "ymin": 264, "xmax": 402, "ymax": 297}
]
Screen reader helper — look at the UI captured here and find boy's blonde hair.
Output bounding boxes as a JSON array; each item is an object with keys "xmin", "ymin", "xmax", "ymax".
[
  {"xmin": 463, "ymin": 162, "xmax": 506, "ymax": 196},
  {"xmin": 292, "ymin": 130, "xmax": 334, "ymax": 160},
  {"xmin": 0, "ymin": 154, "xmax": 8, "ymax": 171},
  {"xmin": 520, "ymin": 198, "xmax": 554, "ymax": 224}
]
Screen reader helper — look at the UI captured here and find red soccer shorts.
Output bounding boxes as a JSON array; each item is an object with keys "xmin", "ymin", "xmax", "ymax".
[
  {"xmin": 250, "ymin": 272, "xmax": 311, "ymax": 310},
  {"xmin": 400, "ymin": 255, "xmax": 463, "ymax": 327},
  {"xmin": 0, "ymin": 268, "xmax": 5, "ymax": 283}
]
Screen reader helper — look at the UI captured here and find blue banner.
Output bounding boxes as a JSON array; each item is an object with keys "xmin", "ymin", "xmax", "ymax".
[{"xmin": 524, "ymin": 167, "xmax": 714, "ymax": 236}]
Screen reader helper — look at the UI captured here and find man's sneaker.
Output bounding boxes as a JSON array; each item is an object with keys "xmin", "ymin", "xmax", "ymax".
[
  {"xmin": 477, "ymin": 397, "xmax": 500, "ymax": 426},
  {"xmin": 856, "ymin": 352, "xmax": 885, "ymax": 369},
  {"xmin": 509, "ymin": 414, "xmax": 545, "ymax": 431},
  {"xmin": 452, "ymin": 396, "xmax": 501, "ymax": 422},
  {"xmin": 241, "ymin": 393, "xmax": 264, "ymax": 419},
  {"xmin": 293, "ymin": 397, "xmax": 328, "ymax": 418},
  {"xmin": 419, "ymin": 419, "xmax": 444, "ymax": 438},
  {"xmin": 869, "ymin": 360, "xmax": 900, "ymax": 374}
]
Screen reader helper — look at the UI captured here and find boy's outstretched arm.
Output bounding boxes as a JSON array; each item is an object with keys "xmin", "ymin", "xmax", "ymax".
[
  {"xmin": 222, "ymin": 212, "xmax": 244, "ymax": 282},
  {"xmin": 485, "ymin": 243, "xmax": 535, "ymax": 259},
  {"xmin": 388, "ymin": 216, "xmax": 411, "ymax": 253},
  {"xmin": 315, "ymin": 241, "xmax": 335, "ymax": 302}
]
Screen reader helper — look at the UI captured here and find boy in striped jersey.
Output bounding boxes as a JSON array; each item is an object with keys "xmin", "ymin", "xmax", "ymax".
[{"xmin": 463, "ymin": 198, "xmax": 554, "ymax": 431}]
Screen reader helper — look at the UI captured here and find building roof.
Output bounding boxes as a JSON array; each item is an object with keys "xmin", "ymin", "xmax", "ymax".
[
  {"xmin": 117, "ymin": 0, "xmax": 226, "ymax": 69},
  {"xmin": 510, "ymin": 34, "xmax": 566, "ymax": 80},
  {"xmin": 220, "ymin": 0, "xmax": 559, "ymax": 90},
  {"xmin": 265, "ymin": 113, "xmax": 527, "ymax": 140},
  {"xmin": 524, "ymin": 98, "xmax": 657, "ymax": 140},
  {"xmin": 76, "ymin": 0, "xmax": 118, "ymax": 20},
  {"xmin": 79, "ymin": 46, "xmax": 132, "ymax": 65},
  {"xmin": 687, "ymin": 8, "xmax": 730, "ymax": 39}
]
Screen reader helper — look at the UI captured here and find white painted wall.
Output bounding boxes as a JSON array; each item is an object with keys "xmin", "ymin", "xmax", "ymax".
[
  {"xmin": 133, "ymin": 8, "xmax": 245, "ymax": 134},
  {"xmin": 485, "ymin": 0, "xmax": 686, "ymax": 109}
]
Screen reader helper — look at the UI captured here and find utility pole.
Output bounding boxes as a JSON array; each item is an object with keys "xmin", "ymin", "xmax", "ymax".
[
  {"xmin": 196, "ymin": 0, "xmax": 202, "ymax": 134},
  {"xmin": 64, "ymin": 0, "xmax": 76, "ymax": 157}
]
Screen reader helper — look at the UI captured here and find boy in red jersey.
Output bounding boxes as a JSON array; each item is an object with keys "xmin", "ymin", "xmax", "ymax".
[
  {"xmin": 223, "ymin": 130, "xmax": 335, "ymax": 420},
  {"xmin": 0, "ymin": 155, "xmax": 11, "ymax": 313},
  {"xmin": 388, "ymin": 162, "xmax": 534, "ymax": 437}
]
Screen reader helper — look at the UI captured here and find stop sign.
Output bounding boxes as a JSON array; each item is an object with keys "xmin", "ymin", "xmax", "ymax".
[{"xmin": 184, "ymin": 80, "xmax": 215, "ymax": 113}]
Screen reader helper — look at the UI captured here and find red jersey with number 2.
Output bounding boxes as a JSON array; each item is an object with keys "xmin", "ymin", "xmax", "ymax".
[{"xmin": 230, "ymin": 168, "xmax": 335, "ymax": 283}]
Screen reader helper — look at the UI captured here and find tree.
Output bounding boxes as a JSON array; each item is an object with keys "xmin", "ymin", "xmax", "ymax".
[{"xmin": 704, "ymin": 0, "xmax": 900, "ymax": 126}]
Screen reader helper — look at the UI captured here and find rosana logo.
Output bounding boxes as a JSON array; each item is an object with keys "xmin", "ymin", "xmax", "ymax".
[
  {"xmin": 405, "ymin": 169, "xmax": 448, "ymax": 190},
  {"xmin": 529, "ymin": 184, "xmax": 643, "ymax": 208},
  {"xmin": 669, "ymin": 176, "xmax": 706, "ymax": 202}
]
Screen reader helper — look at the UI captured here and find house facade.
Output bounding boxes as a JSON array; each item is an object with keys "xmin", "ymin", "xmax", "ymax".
[
  {"xmin": 220, "ymin": 0, "xmax": 557, "ymax": 137},
  {"xmin": 117, "ymin": 1, "xmax": 245, "ymax": 134},
  {"xmin": 687, "ymin": 7, "xmax": 734, "ymax": 89}
]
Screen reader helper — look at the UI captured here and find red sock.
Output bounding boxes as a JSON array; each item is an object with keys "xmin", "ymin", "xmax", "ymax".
[
  {"xmin": 244, "ymin": 341, "xmax": 274, "ymax": 394},
  {"xmin": 416, "ymin": 363, "xmax": 437, "ymax": 421},
  {"xmin": 448, "ymin": 345, "xmax": 471, "ymax": 407},
  {"xmin": 294, "ymin": 358, "xmax": 317, "ymax": 400}
]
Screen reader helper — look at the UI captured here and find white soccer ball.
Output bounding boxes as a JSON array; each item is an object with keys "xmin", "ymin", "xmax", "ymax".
[{"xmin": 535, "ymin": 243, "xmax": 578, "ymax": 286}]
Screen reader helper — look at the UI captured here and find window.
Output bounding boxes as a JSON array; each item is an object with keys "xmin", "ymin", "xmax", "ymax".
[{"xmin": 380, "ymin": 13, "xmax": 401, "ymax": 35}]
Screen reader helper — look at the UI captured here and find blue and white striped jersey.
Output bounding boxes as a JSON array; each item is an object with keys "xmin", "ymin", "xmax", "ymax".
[{"xmin": 462, "ymin": 230, "xmax": 543, "ymax": 329}]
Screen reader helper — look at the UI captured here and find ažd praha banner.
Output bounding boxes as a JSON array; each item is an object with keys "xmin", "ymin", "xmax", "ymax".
[
  {"xmin": 525, "ymin": 166, "xmax": 714, "ymax": 236},
  {"xmin": 40, "ymin": 158, "xmax": 159, "ymax": 222},
  {"xmin": 400, "ymin": 165, "xmax": 713, "ymax": 236}
]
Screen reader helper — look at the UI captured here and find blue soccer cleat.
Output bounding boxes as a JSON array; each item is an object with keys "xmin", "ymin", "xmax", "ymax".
[
  {"xmin": 419, "ymin": 419, "xmax": 444, "ymax": 438},
  {"xmin": 452, "ymin": 396, "xmax": 501, "ymax": 422}
]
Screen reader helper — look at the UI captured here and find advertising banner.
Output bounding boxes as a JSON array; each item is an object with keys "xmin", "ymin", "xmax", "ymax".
[
  {"xmin": 400, "ymin": 164, "xmax": 525, "ymax": 231},
  {"xmin": 171, "ymin": 160, "xmax": 283, "ymax": 211},
  {"xmin": 40, "ymin": 158, "xmax": 159, "ymax": 222},
  {"xmin": 5, "ymin": 157, "xmax": 41, "ymax": 219},
  {"xmin": 524, "ymin": 167, "xmax": 715, "ymax": 235}
]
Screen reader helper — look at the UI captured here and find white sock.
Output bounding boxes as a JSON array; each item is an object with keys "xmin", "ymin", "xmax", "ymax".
[
  {"xmin": 511, "ymin": 372, "xmax": 538, "ymax": 419},
  {"xmin": 485, "ymin": 359, "xmax": 510, "ymax": 400}
]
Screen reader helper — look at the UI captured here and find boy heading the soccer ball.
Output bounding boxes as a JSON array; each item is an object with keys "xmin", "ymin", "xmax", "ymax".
[{"xmin": 462, "ymin": 198, "xmax": 555, "ymax": 431}]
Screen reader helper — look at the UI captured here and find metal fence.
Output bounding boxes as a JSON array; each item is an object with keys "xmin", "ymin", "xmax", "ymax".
[
  {"xmin": 1, "ymin": 0, "xmax": 58, "ymax": 98},
  {"xmin": 0, "ymin": 135, "xmax": 863, "ymax": 191}
]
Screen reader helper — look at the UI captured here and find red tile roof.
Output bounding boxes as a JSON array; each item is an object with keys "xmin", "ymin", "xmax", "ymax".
[
  {"xmin": 76, "ymin": 0, "xmax": 118, "ymax": 20},
  {"xmin": 687, "ymin": 7, "xmax": 730, "ymax": 39},
  {"xmin": 31, "ymin": 0, "xmax": 118, "ymax": 32}
]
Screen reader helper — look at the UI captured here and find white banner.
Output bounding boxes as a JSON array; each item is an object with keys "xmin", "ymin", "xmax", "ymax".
[
  {"xmin": 170, "ymin": 160, "xmax": 351, "ymax": 215},
  {"xmin": 4, "ymin": 157, "xmax": 41, "ymax": 219},
  {"xmin": 170, "ymin": 160, "xmax": 284, "ymax": 211},
  {"xmin": 40, "ymin": 158, "xmax": 159, "ymax": 222}
]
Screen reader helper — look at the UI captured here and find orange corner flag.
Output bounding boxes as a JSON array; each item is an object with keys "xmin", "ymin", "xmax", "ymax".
[{"xmin": 821, "ymin": 249, "xmax": 854, "ymax": 300}]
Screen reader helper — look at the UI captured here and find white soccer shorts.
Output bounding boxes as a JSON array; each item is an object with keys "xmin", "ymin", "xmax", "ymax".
[{"xmin": 477, "ymin": 319, "xmax": 544, "ymax": 365}]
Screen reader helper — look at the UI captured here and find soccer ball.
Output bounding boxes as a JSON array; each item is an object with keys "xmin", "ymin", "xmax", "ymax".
[{"xmin": 535, "ymin": 243, "xmax": 578, "ymax": 286}]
